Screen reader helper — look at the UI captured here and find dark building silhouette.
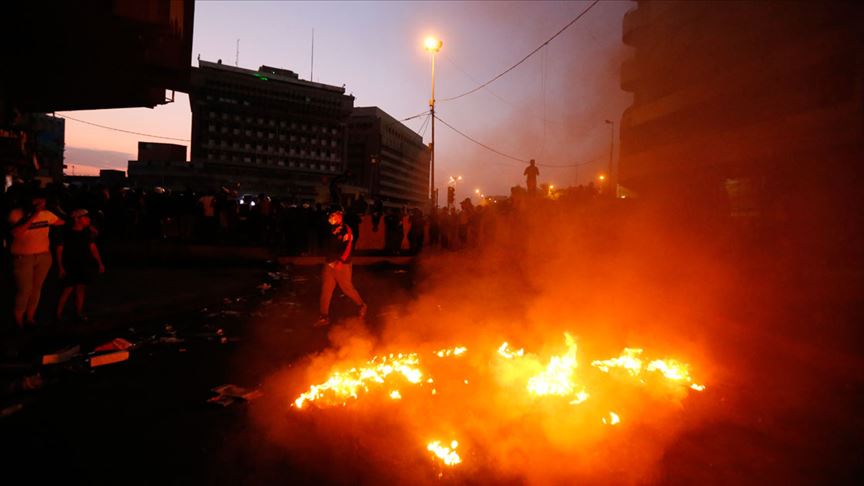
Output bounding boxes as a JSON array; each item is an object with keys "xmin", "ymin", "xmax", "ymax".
[
  {"xmin": 1, "ymin": 0, "xmax": 194, "ymax": 183},
  {"xmin": 347, "ymin": 107, "xmax": 430, "ymax": 207},
  {"xmin": 618, "ymin": 1, "xmax": 864, "ymax": 247},
  {"xmin": 188, "ymin": 60, "xmax": 354, "ymax": 198},
  {"xmin": 128, "ymin": 142, "xmax": 199, "ymax": 189}
]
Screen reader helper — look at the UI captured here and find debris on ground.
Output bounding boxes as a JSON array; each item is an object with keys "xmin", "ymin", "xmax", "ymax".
[
  {"xmin": 0, "ymin": 403, "xmax": 24, "ymax": 418},
  {"xmin": 256, "ymin": 282, "xmax": 272, "ymax": 292},
  {"xmin": 42, "ymin": 345, "xmax": 81, "ymax": 365},
  {"xmin": 89, "ymin": 351, "xmax": 130, "ymax": 368},
  {"xmin": 207, "ymin": 383, "xmax": 263, "ymax": 406},
  {"xmin": 94, "ymin": 338, "xmax": 135, "ymax": 353},
  {"xmin": 6, "ymin": 373, "xmax": 43, "ymax": 394}
]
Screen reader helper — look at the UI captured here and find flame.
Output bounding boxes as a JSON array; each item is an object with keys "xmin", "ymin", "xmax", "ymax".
[
  {"xmin": 591, "ymin": 347, "xmax": 644, "ymax": 375},
  {"xmin": 591, "ymin": 348, "xmax": 706, "ymax": 392},
  {"xmin": 497, "ymin": 342, "xmax": 525, "ymax": 359},
  {"xmin": 435, "ymin": 346, "xmax": 467, "ymax": 358},
  {"xmin": 291, "ymin": 334, "xmax": 706, "ymax": 472},
  {"xmin": 427, "ymin": 440, "xmax": 461, "ymax": 466},
  {"xmin": 527, "ymin": 333, "xmax": 584, "ymax": 398},
  {"xmin": 293, "ymin": 352, "xmax": 423, "ymax": 409}
]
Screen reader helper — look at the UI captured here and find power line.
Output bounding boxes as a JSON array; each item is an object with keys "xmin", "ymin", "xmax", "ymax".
[
  {"xmin": 434, "ymin": 114, "xmax": 606, "ymax": 169},
  {"xmin": 418, "ymin": 113, "xmax": 432, "ymax": 138},
  {"xmin": 433, "ymin": 114, "xmax": 525, "ymax": 167},
  {"xmin": 57, "ymin": 114, "xmax": 191, "ymax": 142},
  {"xmin": 439, "ymin": 0, "xmax": 601, "ymax": 103}
]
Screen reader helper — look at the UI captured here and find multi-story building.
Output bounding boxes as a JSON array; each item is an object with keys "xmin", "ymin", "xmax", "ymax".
[
  {"xmin": 617, "ymin": 1, "xmax": 863, "ymax": 238},
  {"xmin": 347, "ymin": 106, "xmax": 430, "ymax": 208},
  {"xmin": 189, "ymin": 60, "xmax": 354, "ymax": 198}
]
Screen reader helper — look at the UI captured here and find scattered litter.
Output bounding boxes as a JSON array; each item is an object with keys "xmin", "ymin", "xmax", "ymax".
[
  {"xmin": 6, "ymin": 373, "xmax": 43, "ymax": 393},
  {"xmin": 220, "ymin": 310, "xmax": 240, "ymax": 317},
  {"xmin": 213, "ymin": 384, "xmax": 263, "ymax": 401},
  {"xmin": 257, "ymin": 283, "xmax": 272, "ymax": 292},
  {"xmin": 0, "ymin": 403, "xmax": 24, "ymax": 418},
  {"xmin": 158, "ymin": 337, "xmax": 185, "ymax": 344},
  {"xmin": 208, "ymin": 384, "xmax": 263, "ymax": 406},
  {"xmin": 94, "ymin": 338, "xmax": 134, "ymax": 353},
  {"xmin": 42, "ymin": 345, "xmax": 81, "ymax": 365},
  {"xmin": 261, "ymin": 299, "xmax": 273, "ymax": 306},
  {"xmin": 393, "ymin": 269, "xmax": 408, "ymax": 274},
  {"xmin": 207, "ymin": 395, "xmax": 236, "ymax": 407},
  {"xmin": 179, "ymin": 348, "xmax": 188, "ymax": 353},
  {"xmin": 291, "ymin": 276, "xmax": 308, "ymax": 283},
  {"xmin": 250, "ymin": 311, "xmax": 265, "ymax": 318},
  {"xmin": 89, "ymin": 350, "xmax": 130, "ymax": 368}
]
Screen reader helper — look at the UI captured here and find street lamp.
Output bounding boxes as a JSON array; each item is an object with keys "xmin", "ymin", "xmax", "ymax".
[
  {"xmin": 425, "ymin": 36, "xmax": 443, "ymax": 207},
  {"xmin": 604, "ymin": 119, "xmax": 614, "ymax": 196}
]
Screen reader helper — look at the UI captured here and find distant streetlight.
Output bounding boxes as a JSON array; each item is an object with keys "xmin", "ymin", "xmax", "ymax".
[{"xmin": 425, "ymin": 36, "xmax": 443, "ymax": 207}]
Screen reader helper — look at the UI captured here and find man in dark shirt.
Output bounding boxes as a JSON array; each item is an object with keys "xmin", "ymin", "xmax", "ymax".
[
  {"xmin": 56, "ymin": 209, "xmax": 105, "ymax": 322},
  {"xmin": 317, "ymin": 209, "xmax": 366, "ymax": 326}
]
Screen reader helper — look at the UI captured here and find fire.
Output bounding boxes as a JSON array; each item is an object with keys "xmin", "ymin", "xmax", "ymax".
[
  {"xmin": 497, "ymin": 342, "xmax": 524, "ymax": 359},
  {"xmin": 434, "ymin": 346, "xmax": 467, "ymax": 358},
  {"xmin": 602, "ymin": 411, "xmax": 621, "ymax": 425},
  {"xmin": 526, "ymin": 333, "xmax": 586, "ymax": 399},
  {"xmin": 291, "ymin": 333, "xmax": 706, "ymax": 472},
  {"xmin": 427, "ymin": 440, "xmax": 461, "ymax": 466},
  {"xmin": 591, "ymin": 347, "xmax": 644, "ymax": 376},
  {"xmin": 591, "ymin": 348, "xmax": 706, "ymax": 391},
  {"xmin": 293, "ymin": 352, "xmax": 424, "ymax": 409}
]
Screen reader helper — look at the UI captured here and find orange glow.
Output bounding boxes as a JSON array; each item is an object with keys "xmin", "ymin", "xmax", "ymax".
[
  {"xmin": 424, "ymin": 36, "xmax": 443, "ymax": 52},
  {"xmin": 290, "ymin": 334, "xmax": 706, "ymax": 472},
  {"xmin": 427, "ymin": 440, "xmax": 461, "ymax": 466}
]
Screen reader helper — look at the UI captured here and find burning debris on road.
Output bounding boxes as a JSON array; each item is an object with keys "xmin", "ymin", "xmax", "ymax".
[{"xmin": 283, "ymin": 331, "xmax": 706, "ymax": 482}]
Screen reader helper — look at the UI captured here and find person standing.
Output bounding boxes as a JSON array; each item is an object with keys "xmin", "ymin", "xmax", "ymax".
[
  {"xmin": 524, "ymin": 159, "xmax": 540, "ymax": 197},
  {"xmin": 55, "ymin": 209, "xmax": 105, "ymax": 322},
  {"xmin": 7, "ymin": 191, "xmax": 65, "ymax": 327},
  {"xmin": 317, "ymin": 209, "xmax": 366, "ymax": 326}
]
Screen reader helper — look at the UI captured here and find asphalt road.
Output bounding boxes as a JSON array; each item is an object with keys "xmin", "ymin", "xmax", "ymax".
[{"xmin": 0, "ymin": 261, "xmax": 861, "ymax": 485}]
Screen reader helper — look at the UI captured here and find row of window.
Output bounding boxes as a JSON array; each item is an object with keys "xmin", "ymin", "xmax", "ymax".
[
  {"xmin": 203, "ymin": 139, "xmax": 340, "ymax": 161},
  {"xmin": 205, "ymin": 151, "xmax": 340, "ymax": 172},
  {"xmin": 204, "ymin": 110, "xmax": 341, "ymax": 134},
  {"xmin": 203, "ymin": 80, "xmax": 345, "ymax": 109},
  {"xmin": 205, "ymin": 124, "xmax": 339, "ymax": 147}
]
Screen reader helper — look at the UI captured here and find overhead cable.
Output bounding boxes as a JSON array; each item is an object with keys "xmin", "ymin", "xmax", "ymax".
[
  {"xmin": 56, "ymin": 114, "xmax": 192, "ymax": 142},
  {"xmin": 439, "ymin": 0, "xmax": 601, "ymax": 103},
  {"xmin": 434, "ymin": 114, "xmax": 606, "ymax": 169}
]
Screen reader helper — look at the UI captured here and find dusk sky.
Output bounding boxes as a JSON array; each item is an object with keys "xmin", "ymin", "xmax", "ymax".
[{"xmin": 59, "ymin": 0, "xmax": 632, "ymax": 199}]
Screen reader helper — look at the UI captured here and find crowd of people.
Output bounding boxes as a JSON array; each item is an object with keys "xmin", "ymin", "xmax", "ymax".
[{"xmin": 1, "ymin": 174, "xmax": 610, "ymax": 328}]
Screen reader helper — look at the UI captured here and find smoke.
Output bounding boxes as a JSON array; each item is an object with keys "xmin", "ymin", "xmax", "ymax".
[{"xmin": 249, "ymin": 196, "xmax": 727, "ymax": 485}]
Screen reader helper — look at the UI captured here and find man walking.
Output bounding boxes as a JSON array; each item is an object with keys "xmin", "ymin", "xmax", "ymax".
[{"xmin": 317, "ymin": 209, "xmax": 366, "ymax": 326}]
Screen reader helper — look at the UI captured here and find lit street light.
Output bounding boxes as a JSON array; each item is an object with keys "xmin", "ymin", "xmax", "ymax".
[{"xmin": 425, "ymin": 36, "xmax": 443, "ymax": 207}]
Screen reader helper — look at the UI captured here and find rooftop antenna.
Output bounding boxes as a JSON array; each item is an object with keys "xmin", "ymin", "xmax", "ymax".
[
  {"xmin": 310, "ymin": 28, "xmax": 315, "ymax": 80},
  {"xmin": 235, "ymin": 39, "xmax": 240, "ymax": 67}
]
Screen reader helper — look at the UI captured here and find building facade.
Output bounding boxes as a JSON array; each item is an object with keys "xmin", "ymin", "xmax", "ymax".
[
  {"xmin": 618, "ymin": 0, "xmax": 864, "ymax": 240},
  {"xmin": 347, "ymin": 106, "xmax": 430, "ymax": 208},
  {"xmin": 189, "ymin": 60, "xmax": 354, "ymax": 198}
]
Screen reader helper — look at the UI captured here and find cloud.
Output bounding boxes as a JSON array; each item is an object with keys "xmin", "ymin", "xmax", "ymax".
[{"xmin": 64, "ymin": 146, "xmax": 134, "ymax": 172}]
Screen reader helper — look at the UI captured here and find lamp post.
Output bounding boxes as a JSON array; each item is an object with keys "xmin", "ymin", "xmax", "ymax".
[
  {"xmin": 425, "ymin": 36, "xmax": 443, "ymax": 207},
  {"xmin": 604, "ymin": 119, "xmax": 614, "ymax": 196}
]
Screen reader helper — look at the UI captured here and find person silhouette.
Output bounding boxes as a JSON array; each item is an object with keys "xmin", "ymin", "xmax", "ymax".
[{"xmin": 524, "ymin": 159, "xmax": 540, "ymax": 197}]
